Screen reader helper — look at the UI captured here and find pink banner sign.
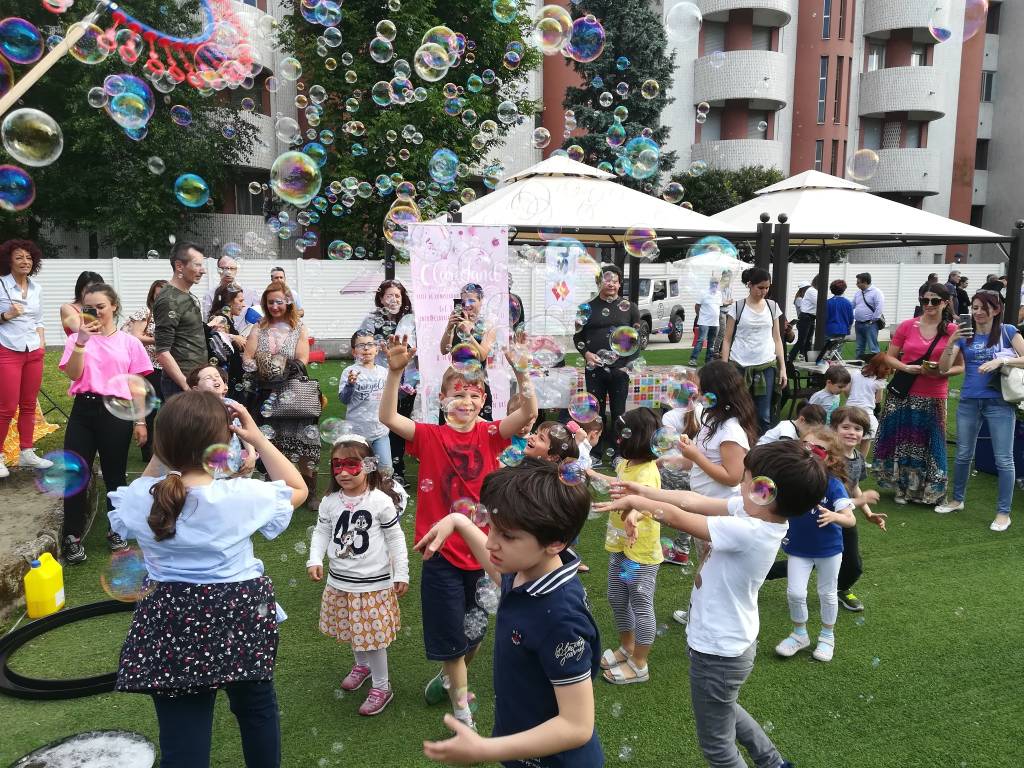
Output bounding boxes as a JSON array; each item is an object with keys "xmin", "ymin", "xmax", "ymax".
[{"xmin": 408, "ymin": 223, "xmax": 510, "ymax": 424}]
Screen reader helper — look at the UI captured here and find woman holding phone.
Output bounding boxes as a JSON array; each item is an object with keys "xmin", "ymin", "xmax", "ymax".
[
  {"xmin": 439, "ymin": 283, "xmax": 497, "ymax": 420},
  {"xmin": 60, "ymin": 270, "xmax": 105, "ymax": 336},
  {"xmin": 935, "ymin": 290, "xmax": 1024, "ymax": 530},
  {"xmin": 0, "ymin": 240, "xmax": 53, "ymax": 477}
]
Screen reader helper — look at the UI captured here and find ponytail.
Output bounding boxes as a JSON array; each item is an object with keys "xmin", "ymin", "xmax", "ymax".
[{"xmin": 148, "ymin": 472, "xmax": 188, "ymax": 541}]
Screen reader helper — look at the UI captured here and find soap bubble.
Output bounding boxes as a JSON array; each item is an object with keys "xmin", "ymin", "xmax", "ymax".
[
  {"xmin": 688, "ymin": 235, "xmax": 739, "ymax": 260},
  {"xmin": 665, "ymin": 1, "xmax": 702, "ymax": 42},
  {"xmin": 33, "ymin": 450, "xmax": 90, "ymax": 498},
  {"xmin": 280, "ymin": 56, "xmax": 302, "ymax": 80},
  {"xmin": 1, "ymin": 109, "xmax": 62, "ymax": 167},
  {"xmin": 270, "ymin": 151, "xmax": 322, "ymax": 206},
  {"xmin": 169, "ymin": 104, "xmax": 192, "ymax": 127},
  {"xmin": 651, "ymin": 426, "xmax": 680, "ymax": 457},
  {"xmin": 0, "ymin": 55, "xmax": 13, "ymax": 99},
  {"xmin": 102, "ymin": 373, "xmax": 159, "ymax": 421},
  {"xmin": 641, "ymin": 79, "xmax": 660, "ymax": 99},
  {"xmin": 668, "ymin": 379, "xmax": 699, "ymax": 410},
  {"xmin": 147, "ymin": 156, "xmax": 165, "ymax": 175},
  {"xmin": 463, "ymin": 607, "xmax": 488, "ymax": 641},
  {"xmin": 0, "ymin": 17, "xmax": 44, "ymax": 64},
  {"xmin": 475, "ymin": 576, "xmax": 500, "ymax": 613},
  {"xmin": 748, "ymin": 476, "xmax": 777, "ymax": 506},
  {"xmin": 104, "ymin": 75, "xmax": 154, "ymax": 130},
  {"xmin": 963, "ymin": 0, "xmax": 990, "ymax": 42},
  {"xmin": 568, "ymin": 392, "xmax": 599, "ymax": 422},
  {"xmin": 927, "ymin": 7, "xmax": 953, "ymax": 43},
  {"xmin": 420, "ymin": 478, "xmax": 435, "ymax": 492},
  {"xmin": 499, "ymin": 446, "xmax": 526, "ymax": 466},
  {"xmin": 605, "ymin": 121, "xmax": 626, "ymax": 148},
  {"xmin": 413, "ymin": 42, "xmax": 450, "ymax": 82},
  {"xmin": 618, "ymin": 559, "xmax": 640, "ymax": 583},
  {"xmin": 497, "ymin": 100, "xmax": 519, "ymax": 124},
  {"xmin": 534, "ymin": 5, "xmax": 574, "ymax": 54},
  {"xmin": 450, "ymin": 343, "xmax": 482, "ymax": 375},
  {"xmin": 625, "ymin": 137, "xmax": 660, "ymax": 180},
  {"xmin": 68, "ymin": 22, "xmax": 107, "ymax": 64},
  {"xmin": 202, "ymin": 443, "xmax": 233, "ymax": 476},
  {"xmin": 492, "ymin": 0, "xmax": 518, "ymax": 23},
  {"xmin": 174, "ymin": 173, "xmax": 210, "ymax": 208},
  {"xmin": 429, "ymin": 148, "xmax": 459, "ymax": 184},
  {"xmin": 757, "ymin": 120, "xmax": 768, "ymax": 133},
  {"xmin": 565, "ymin": 14, "xmax": 605, "ymax": 63},
  {"xmin": 846, "ymin": 148, "xmax": 879, "ymax": 182},
  {"xmin": 319, "ymin": 417, "xmax": 350, "ymax": 444},
  {"xmin": 624, "ymin": 226, "xmax": 656, "ymax": 258},
  {"xmin": 558, "ymin": 458, "xmax": 587, "ymax": 486},
  {"xmin": 370, "ymin": 37, "xmax": 394, "ymax": 63},
  {"xmin": 0, "ymin": 164, "xmax": 35, "ymax": 211},
  {"xmin": 701, "ymin": 392, "xmax": 717, "ymax": 408},
  {"xmin": 661, "ymin": 182, "xmax": 685, "ymax": 203},
  {"xmin": 275, "ymin": 116, "xmax": 300, "ymax": 144},
  {"xmin": 101, "ymin": 548, "xmax": 155, "ymax": 602},
  {"xmin": 328, "ymin": 240, "xmax": 353, "ymax": 260},
  {"xmin": 609, "ymin": 326, "xmax": 640, "ymax": 356}
]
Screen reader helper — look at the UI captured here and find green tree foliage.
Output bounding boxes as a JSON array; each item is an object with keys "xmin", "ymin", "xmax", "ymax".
[
  {"xmin": 0, "ymin": 0, "xmax": 259, "ymax": 256},
  {"xmin": 277, "ymin": 0, "xmax": 539, "ymax": 258},
  {"xmin": 675, "ymin": 165, "xmax": 784, "ymax": 217},
  {"xmin": 560, "ymin": 0, "xmax": 675, "ymax": 190}
]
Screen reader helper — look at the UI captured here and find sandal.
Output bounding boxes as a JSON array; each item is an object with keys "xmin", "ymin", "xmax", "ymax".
[
  {"xmin": 600, "ymin": 646, "xmax": 631, "ymax": 671},
  {"xmin": 602, "ymin": 657, "xmax": 650, "ymax": 685}
]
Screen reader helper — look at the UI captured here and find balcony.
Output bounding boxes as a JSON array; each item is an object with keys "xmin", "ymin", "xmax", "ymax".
[
  {"xmin": 693, "ymin": 50, "xmax": 788, "ymax": 111},
  {"xmin": 690, "ymin": 139, "xmax": 785, "ymax": 172},
  {"xmin": 231, "ymin": 1, "xmax": 279, "ymax": 74},
  {"xmin": 863, "ymin": 0, "xmax": 943, "ymax": 40},
  {"xmin": 858, "ymin": 67, "xmax": 944, "ymax": 121},
  {"xmin": 695, "ymin": 0, "xmax": 793, "ymax": 27},
  {"xmin": 237, "ymin": 111, "xmax": 279, "ymax": 170},
  {"xmin": 866, "ymin": 148, "xmax": 940, "ymax": 197}
]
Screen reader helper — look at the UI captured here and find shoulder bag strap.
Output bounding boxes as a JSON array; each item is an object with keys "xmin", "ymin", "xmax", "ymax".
[
  {"xmin": 861, "ymin": 289, "xmax": 876, "ymax": 314},
  {"xmin": 910, "ymin": 328, "xmax": 946, "ymax": 365},
  {"xmin": 729, "ymin": 299, "xmax": 746, "ymax": 345}
]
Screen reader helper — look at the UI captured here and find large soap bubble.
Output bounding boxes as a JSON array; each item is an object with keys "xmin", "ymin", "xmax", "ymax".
[
  {"xmin": 428, "ymin": 148, "xmax": 459, "ymax": 184},
  {"xmin": 665, "ymin": 2, "xmax": 702, "ymax": 42},
  {"xmin": 0, "ymin": 164, "xmax": 35, "ymax": 211},
  {"xmin": 0, "ymin": 17, "xmax": 44, "ymax": 64},
  {"xmin": 104, "ymin": 75, "xmax": 154, "ymax": 131},
  {"xmin": 174, "ymin": 173, "xmax": 210, "ymax": 208},
  {"xmin": 624, "ymin": 136, "xmax": 660, "ymax": 180},
  {"xmin": 270, "ymin": 151, "xmax": 322, "ymax": 207},
  {"xmin": 103, "ymin": 373, "xmax": 160, "ymax": 421},
  {"xmin": 413, "ymin": 42, "xmax": 450, "ymax": 82},
  {"xmin": 0, "ymin": 55, "xmax": 13, "ymax": 98},
  {"xmin": 564, "ymin": 15, "xmax": 605, "ymax": 63},
  {"xmin": 34, "ymin": 450, "xmax": 90, "ymax": 498},
  {"xmin": 1, "ymin": 108, "xmax": 63, "ymax": 167},
  {"xmin": 533, "ymin": 5, "xmax": 573, "ymax": 54},
  {"xmin": 383, "ymin": 199, "xmax": 421, "ymax": 248}
]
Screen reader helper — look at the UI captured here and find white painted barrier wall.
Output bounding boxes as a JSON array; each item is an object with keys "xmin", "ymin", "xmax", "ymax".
[{"xmin": 31, "ymin": 257, "xmax": 1001, "ymax": 351}]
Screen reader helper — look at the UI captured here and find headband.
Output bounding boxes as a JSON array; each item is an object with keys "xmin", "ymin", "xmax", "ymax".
[{"xmin": 333, "ymin": 434, "xmax": 370, "ymax": 447}]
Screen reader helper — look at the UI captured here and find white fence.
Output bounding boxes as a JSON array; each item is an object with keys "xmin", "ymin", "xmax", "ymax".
[{"xmin": 32, "ymin": 257, "xmax": 1000, "ymax": 351}]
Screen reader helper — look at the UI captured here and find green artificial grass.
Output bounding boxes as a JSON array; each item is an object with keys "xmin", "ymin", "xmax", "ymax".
[{"xmin": 2, "ymin": 351, "xmax": 1022, "ymax": 766}]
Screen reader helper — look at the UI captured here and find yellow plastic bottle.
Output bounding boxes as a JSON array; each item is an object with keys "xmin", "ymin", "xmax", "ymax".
[{"xmin": 24, "ymin": 552, "xmax": 65, "ymax": 619}]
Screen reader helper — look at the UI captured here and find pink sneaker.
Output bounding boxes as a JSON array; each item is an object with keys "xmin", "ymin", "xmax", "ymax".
[
  {"xmin": 340, "ymin": 664, "xmax": 371, "ymax": 691},
  {"xmin": 358, "ymin": 686, "xmax": 394, "ymax": 716}
]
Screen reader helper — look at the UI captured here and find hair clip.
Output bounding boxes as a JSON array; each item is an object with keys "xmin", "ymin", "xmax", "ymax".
[{"xmin": 166, "ymin": 470, "xmax": 182, "ymax": 477}]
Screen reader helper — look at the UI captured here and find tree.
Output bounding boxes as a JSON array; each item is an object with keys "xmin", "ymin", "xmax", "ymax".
[
  {"xmin": 675, "ymin": 165, "xmax": 784, "ymax": 217},
  {"xmin": 0, "ymin": 0, "xmax": 259, "ymax": 256},
  {"xmin": 560, "ymin": 0, "xmax": 676, "ymax": 191},
  {"xmin": 277, "ymin": 0, "xmax": 540, "ymax": 258}
]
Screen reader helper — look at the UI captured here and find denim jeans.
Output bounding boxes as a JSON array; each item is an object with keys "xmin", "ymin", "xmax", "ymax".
[
  {"xmin": 688, "ymin": 643, "xmax": 782, "ymax": 768},
  {"xmin": 690, "ymin": 325, "xmax": 718, "ymax": 363},
  {"xmin": 855, "ymin": 320, "xmax": 879, "ymax": 357},
  {"xmin": 952, "ymin": 397, "xmax": 1017, "ymax": 515},
  {"xmin": 747, "ymin": 365, "xmax": 776, "ymax": 436},
  {"xmin": 370, "ymin": 433, "xmax": 393, "ymax": 472}
]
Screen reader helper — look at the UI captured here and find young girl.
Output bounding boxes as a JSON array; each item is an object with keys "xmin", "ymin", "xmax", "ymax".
[
  {"xmin": 187, "ymin": 365, "xmax": 257, "ymax": 477},
  {"xmin": 775, "ymin": 426, "xmax": 856, "ymax": 663},
  {"xmin": 524, "ymin": 421, "xmax": 580, "ymax": 463},
  {"xmin": 307, "ymin": 436, "xmax": 409, "ymax": 716},
  {"xmin": 340, "ymin": 330, "xmax": 391, "ymax": 471},
  {"xmin": 601, "ymin": 407, "xmax": 662, "ymax": 685},
  {"xmin": 671, "ymin": 361, "xmax": 758, "ymax": 620},
  {"xmin": 108, "ymin": 391, "xmax": 306, "ymax": 768},
  {"xmin": 831, "ymin": 407, "xmax": 888, "ymax": 613},
  {"xmin": 845, "ymin": 355, "xmax": 891, "ymax": 461}
]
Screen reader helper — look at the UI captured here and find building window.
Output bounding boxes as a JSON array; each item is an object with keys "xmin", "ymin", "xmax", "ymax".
[
  {"xmin": 833, "ymin": 57, "xmax": 844, "ymax": 123},
  {"xmin": 910, "ymin": 45, "xmax": 927, "ymax": 67},
  {"xmin": 817, "ymin": 56, "xmax": 828, "ymax": 124},
  {"xmin": 822, "ymin": 0, "xmax": 832, "ymax": 38},
  {"xmin": 970, "ymin": 205, "xmax": 985, "ymax": 227},
  {"xmin": 234, "ymin": 177, "xmax": 265, "ymax": 216},
  {"xmin": 837, "ymin": 0, "xmax": 847, "ymax": 39},
  {"xmin": 975, "ymin": 139, "xmax": 989, "ymax": 170},
  {"xmin": 904, "ymin": 122, "xmax": 922, "ymax": 148},
  {"xmin": 987, "ymin": 2, "xmax": 1001, "ymax": 34},
  {"xmin": 814, "ymin": 140, "xmax": 824, "ymax": 171},
  {"xmin": 830, "ymin": 140, "xmax": 839, "ymax": 174},
  {"xmin": 861, "ymin": 119, "xmax": 882, "ymax": 150},
  {"xmin": 865, "ymin": 41, "xmax": 885, "ymax": 72},
  {"xmin": 981, "ymin": 71, "xmax": 995, "ymax": 101}
]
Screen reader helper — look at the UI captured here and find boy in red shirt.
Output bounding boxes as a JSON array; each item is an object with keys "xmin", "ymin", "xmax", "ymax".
[{"xmin": 380, "ymin": 334, "xmax": 538, "ymax": 729}]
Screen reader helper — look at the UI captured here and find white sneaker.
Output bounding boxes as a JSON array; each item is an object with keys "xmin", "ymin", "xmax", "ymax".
[
  {"xmin": 990, "ymin": 516, "xmax": 1012, "ymax": 532},
  {"xmin": 0, "ymin": 461, "xmax": 8, "ymax": 479},
  {"xmin": 18, "ymin": 449, "xmax": 53, "ymax": 469},
  {"xmin": 672, "ymin": 609, "xmax": 688, "ymax": 625},
  {"xmin": 934, "ymin": 500, "xmax": 964, "ymax": 514},
  {"xmin": 812, "ymin": 633, "xmax": 835, "ymax": 662}
]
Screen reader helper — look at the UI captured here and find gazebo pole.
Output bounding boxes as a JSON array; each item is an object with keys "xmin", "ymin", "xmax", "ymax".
[
  {"xmin": 770, "ymin": 215, "xmax": 790, "ymax": 309},
  {"xmin": 627, "ymin": 253, "xmax": 641, "ymax": 306},
  {"xmin": 1005, "ymin": 220, "xmax": 1023, "ymax": 328},
  {"xmin": 613, "ymin": 245, "xmax": 626, "ymax": 276},
  {"xmin": 813, "ymin": 253, "xmax": 830, "ymax": 351},
  {"xmin": 755, "ymin": 213, "xmax": 772, "ymax": 271},
  {"xmin": 384, "ymin": 242, "xmax": 396, "ymax": 281}
]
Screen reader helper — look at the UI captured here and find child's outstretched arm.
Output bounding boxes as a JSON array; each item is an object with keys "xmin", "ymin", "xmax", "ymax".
[
  {"xmin": 594, "ymin": 495, "xmax": 712, "ymax": 541},
  {"xmin": 816, "ymin": 502, "xmax": 857, "ymax": 529},
  {"xmin": 423, "ymin": 681, "xmax": 595, "ymax": 765},
  {"xmin": 499, "ymin": 356, "xmax": 538, "ymax": 439},
  {"xmin": 606, "ymin": 480, "xmax": 730, "ymax": 517},
  {"xmin": 379, "ymin": 335, "xmax": 416, "ymax": 441},
  {"xmin": 415, "ymin": 513, "xmax": 501, "ymax": 585},
  {"xmin": 850, "ymin": 484, "xmax": 887, "ymax": 531}
]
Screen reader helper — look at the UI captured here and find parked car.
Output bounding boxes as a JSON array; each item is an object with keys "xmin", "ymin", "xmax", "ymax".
[{"xmin": 622, "ymin": 277, "xmax": 687, "ymax": 345}]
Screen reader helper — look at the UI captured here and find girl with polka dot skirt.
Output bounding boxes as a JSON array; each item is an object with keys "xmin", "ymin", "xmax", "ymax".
[
  {"xmin": 307, "ymin": 436, "xmax": 410, "ymax": 716},
  {"xmin": 107, "ymin": 390, "xmax": 307, "ymax": 768}
]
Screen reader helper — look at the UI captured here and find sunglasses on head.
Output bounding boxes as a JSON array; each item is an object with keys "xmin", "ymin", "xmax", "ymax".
[
  {"xmin": 919, "ymin": 297, "xmax": 944, "ymax": 306},
  {"xmin": 331, "ymin": 456, "xmax": 376, "ymax": 475}
]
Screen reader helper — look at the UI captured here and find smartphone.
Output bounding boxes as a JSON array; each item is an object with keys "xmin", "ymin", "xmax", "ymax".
[
  {"xmin": 81, "ymin": 306, "xmax": 98, "ymax": 319},
  {"xmin": 453, "ymin": 298, "xmax": 463, "ymax": 312}
]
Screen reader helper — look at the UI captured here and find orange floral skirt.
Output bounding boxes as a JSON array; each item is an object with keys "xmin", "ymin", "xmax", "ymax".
[{"xmin": 318, "ymin": 585, "xmax": 400, "ymax": 651}]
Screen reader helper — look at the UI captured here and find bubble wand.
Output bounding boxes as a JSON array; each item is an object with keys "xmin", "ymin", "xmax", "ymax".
[{"xmin": 0, "ymin": 0, "xmax": 241, "ymax": 119}]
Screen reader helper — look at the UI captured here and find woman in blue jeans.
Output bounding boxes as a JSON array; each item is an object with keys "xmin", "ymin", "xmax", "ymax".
[{"xmin": 936, "ymin": 290, "xmax": 1024, "ymax": 531}]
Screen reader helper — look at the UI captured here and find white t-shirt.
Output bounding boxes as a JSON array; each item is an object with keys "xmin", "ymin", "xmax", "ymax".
[
  {"xmin": 847, "ymin": 370, "xmax": 886, "ymax": 411},
  {"xmin": 697, "ymin": 289, "xmax": 723, "ymax": 327},
  {"xmin": 798, "ymin": 287, "xmax": 818, "ymax": 315},
  {"xmin": 661, "ymin": 402, "xmax": 703, "ymax": 435},
  {"xmin": 577, "ymin": 438, "xmax": 593, "ymax": 470},
  {"xmin": 687, "ymin": 496, "xmax": 788, "ymax": 657},
  {"xmin": 756, "ymin": 419, "xmax": 799, "ymax": 445},
  {"xmin": 727, "ymin": 300, "xmax": 782, "ymax": 367},
  {"xmin": 688, "ymin": 417, "xmax": 750, "ymax": 499}
]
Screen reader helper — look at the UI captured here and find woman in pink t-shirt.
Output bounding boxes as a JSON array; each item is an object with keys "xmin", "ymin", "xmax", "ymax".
[
  {"xmin": 873, "ymin": 283, "xmax": 962, "ymax": 505},
  {"xmin": 58, "ymin": 284, "xmax": 153, "ymax": 564}
]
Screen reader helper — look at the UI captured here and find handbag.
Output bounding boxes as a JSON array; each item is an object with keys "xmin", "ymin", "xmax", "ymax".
[
  {"xmin": 262, "ymin": 361, "xmax": 323, "ymax": 420},
  {"xmin": 1001, "ymin": 366, "xmax": 1024, "ymax": 404},
  {"xmin": 887, "ymin": 330, "xmax": 945, "ymax": 399},
  {"xmin": 861, "ymin": 290, "xmax": 886, "ymax": 329}
]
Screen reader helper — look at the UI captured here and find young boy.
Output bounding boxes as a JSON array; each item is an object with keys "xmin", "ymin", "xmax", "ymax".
[
  {"xmin": 808, "ymin": 366, "xmax": 852, "ymax": 423},
  {"xmin": 831, "ymin": 407, "xmax": 888, "ymax": 613},
  {"xmin": 596, "ymin": 441, "xmax": 828, "ymax": 768},
  {"xmin": 568, "ymin": 419, "xmax": 602, "ymax": 469},
  {"xmin": 525, "ymin": 421, "xmax": 580, "ymax": 463},
  {"xmin": 340, "ymin": 330, "xmax": 391, "ymax": 470},
  {"xmin": 380, "ymin": 335, "xmax": 538, "ymax": 730},
  {"xmin": 756, "ymin": 403, "xmax": 827, "ymax": 445},
  {"xmin": 416, "ymin": 459, "xmax": 602, "ymax": 767}
]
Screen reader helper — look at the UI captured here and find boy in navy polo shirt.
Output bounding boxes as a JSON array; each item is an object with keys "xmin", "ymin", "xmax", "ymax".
[
  {"xmin": 415, "ymin": 459, "xmax": 602, "ymax": 767},
  {"xmin": 380, "ymin": 335, "xmax": 538, "ymax": 730},
  {"xmin": 597, "ymin": 441, "xmax": 827, "ymax": 768}
]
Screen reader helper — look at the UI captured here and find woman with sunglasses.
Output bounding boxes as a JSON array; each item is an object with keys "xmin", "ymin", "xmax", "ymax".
[
  {"xmin": 873, "ymin": 284, "xmax": 961, "ymax": 505},
  {"xmin": 360, "ymin": 280, "xmax": 417, "ymax": 482},
  {"xmin": 935, "ymin": 290, "xmax": 1024, "ymax": 531},
  {"xmin": 243, "ymin": 284, "xmax": 319, "ymax": 503}
]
